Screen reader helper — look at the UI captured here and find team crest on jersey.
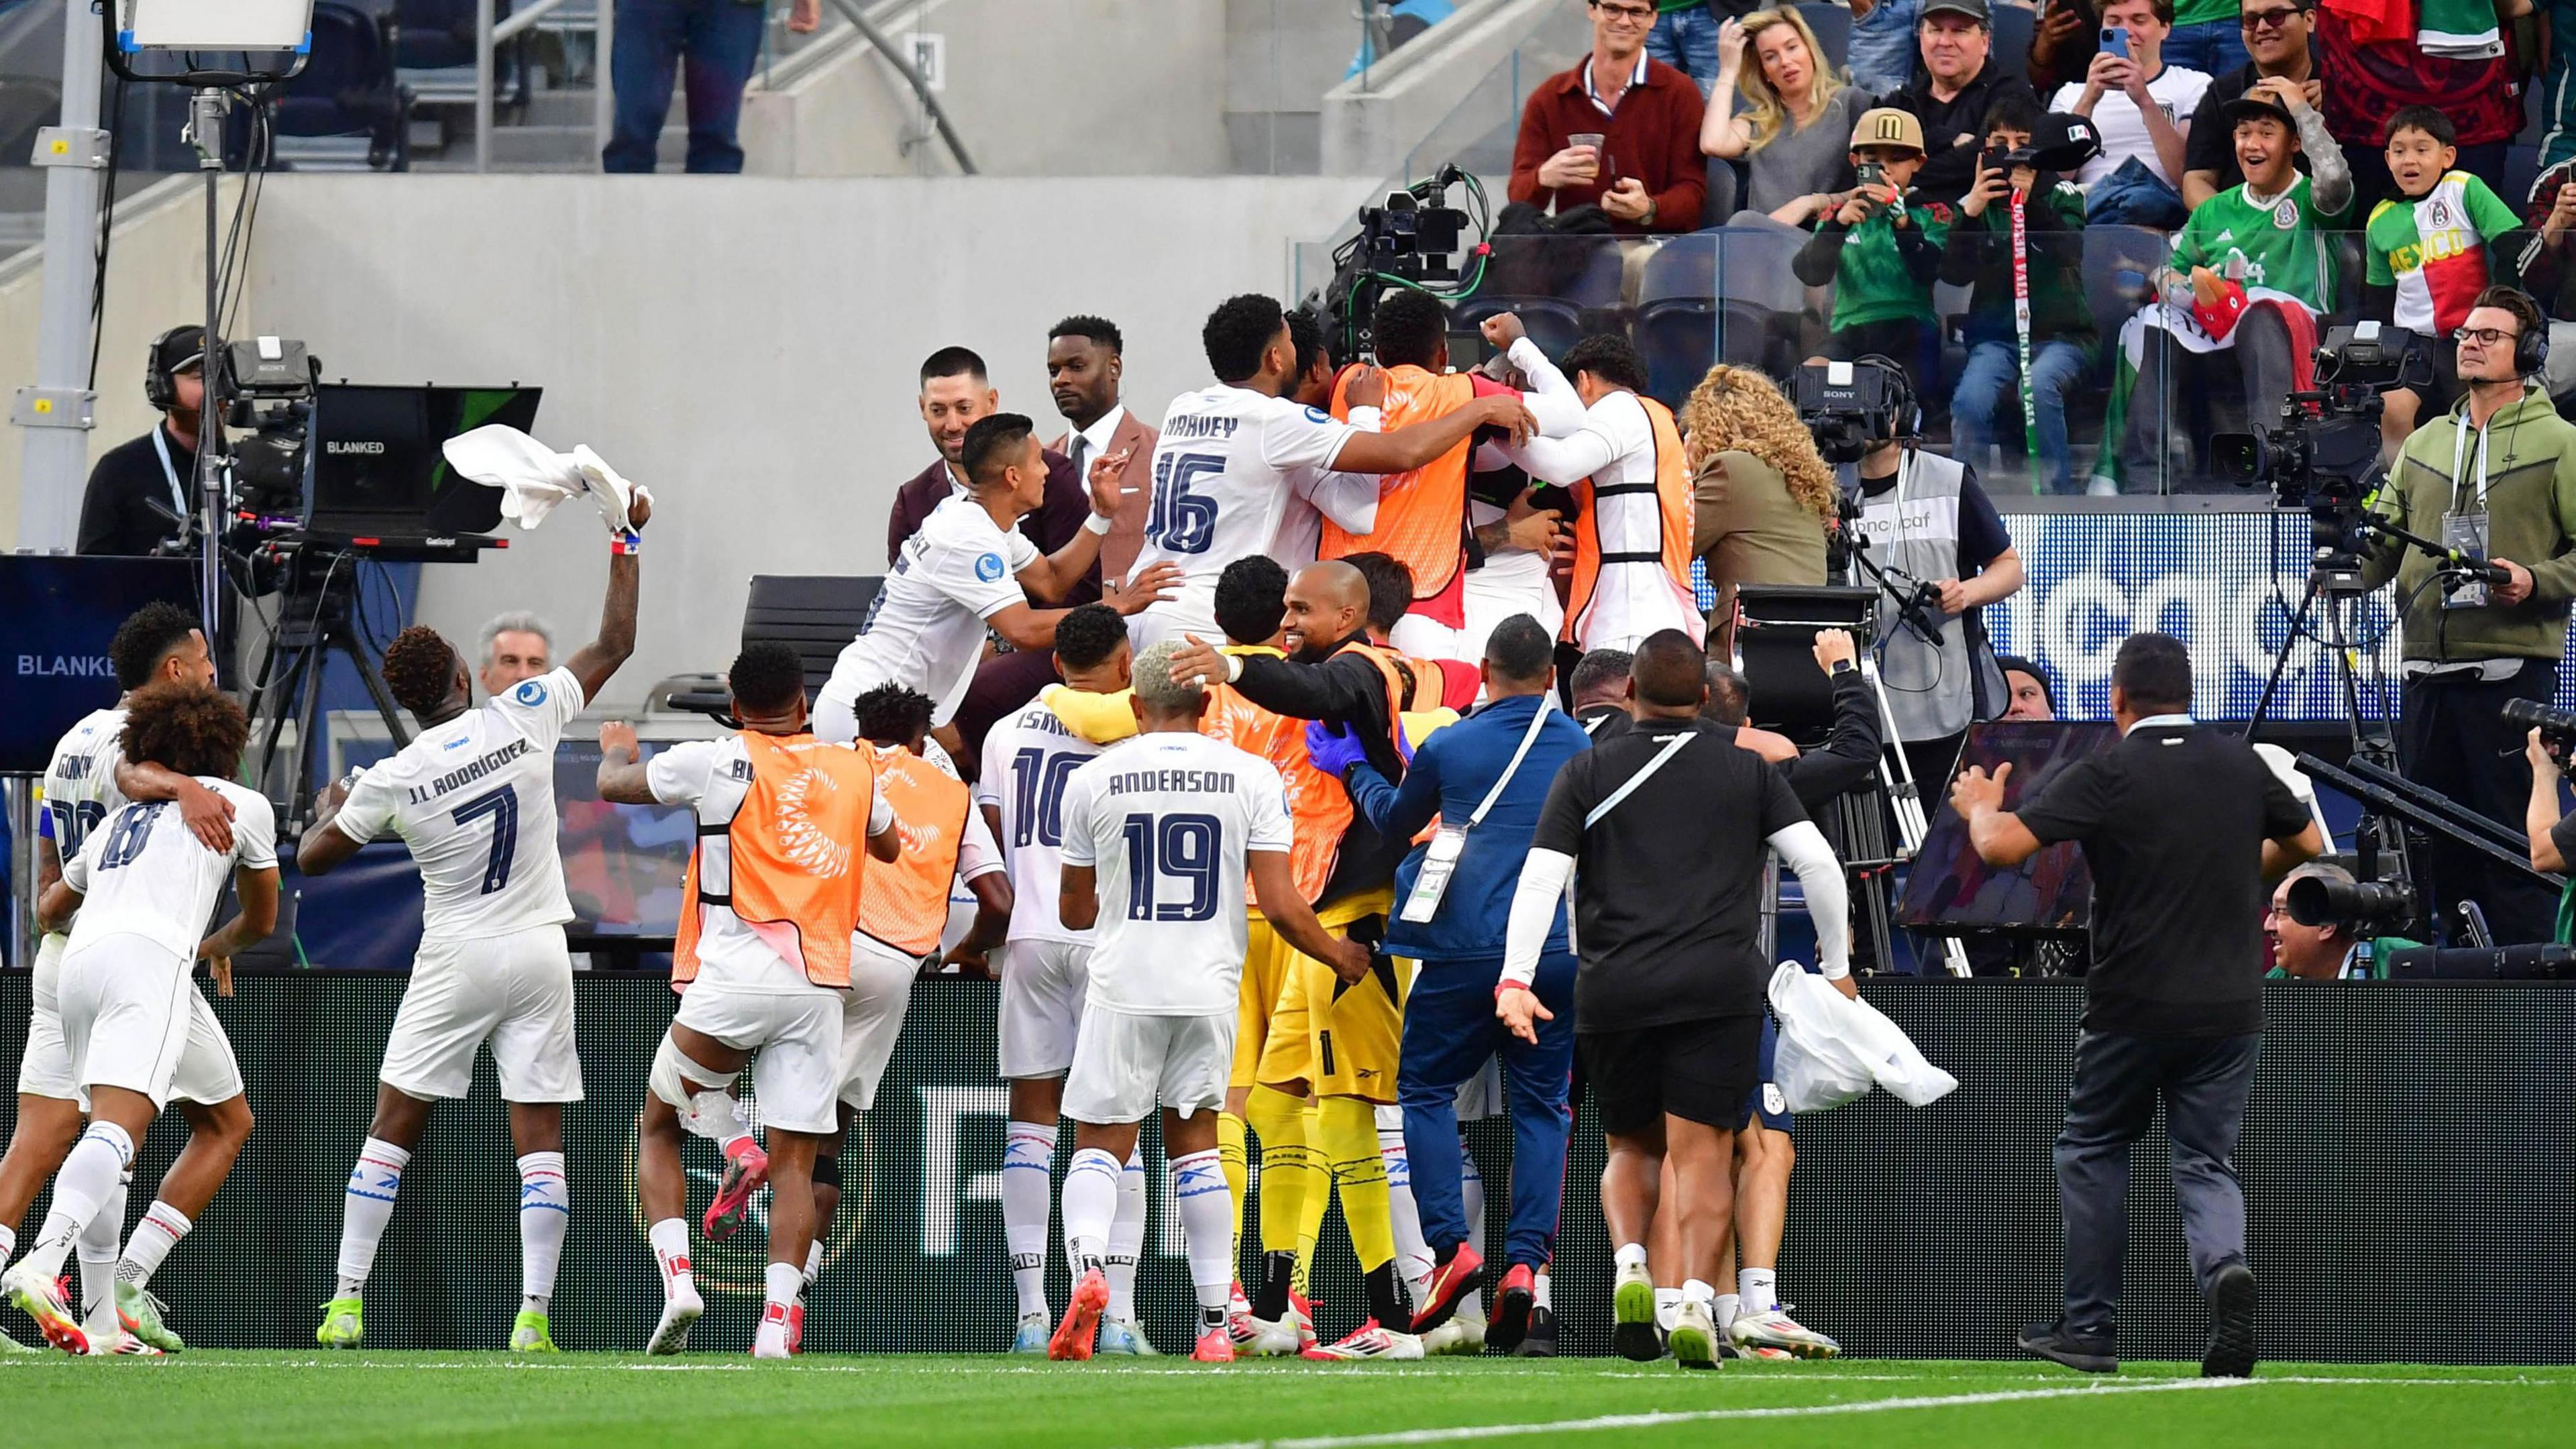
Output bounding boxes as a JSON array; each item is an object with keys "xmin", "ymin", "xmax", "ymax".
[
  {"xmin": 975, "ymin": 551, "xmax": 1006, "ymax": 582},
  {"xmin": 2272, "ymin": 199, "xmax": 2298, "ymax": 229},
  {"xmin": 515, "ymin": 679, "xmax": 549, "ymax": 707}
]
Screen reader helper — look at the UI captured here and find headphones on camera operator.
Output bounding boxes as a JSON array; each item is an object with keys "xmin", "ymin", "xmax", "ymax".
[
  {"xmin": 144, "ymin": 324, "xmax": 207, "ymax": 412},
  {"xmin": 1817, "ymin": 356, "xmax": 1945, "ymax": 645}
]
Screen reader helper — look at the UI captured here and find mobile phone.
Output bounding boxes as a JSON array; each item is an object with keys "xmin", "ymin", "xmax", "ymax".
[
  {"xmin": 1856, "ymin": 160, "xmax": 1885, "ymax": 189},
  {"xmin": 2101, "ymin": 25, "xmax": 2130, "ymax": 58}
]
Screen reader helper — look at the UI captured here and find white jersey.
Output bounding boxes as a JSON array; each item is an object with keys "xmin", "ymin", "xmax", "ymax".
[
  {"xmin": 822, "ymin": 494, "xmax": 1040, "ymax": 726},
  {"xmin": 647, "ymin": 733, "xmax": 895, "ymax": 994},
  {"xmin": 976, "ymin": 697, "xmax": 1110, "ymax": 947},
  {"xmin": 40, "ymin": 706, "xmax": 131, "ymax": 916},
  {"xmin": 64, "ymin": 779, "xmax": 277, "ymax": 962},
  {"xmin": 1058, "ymin": 731, "xmax": 1293, "ymax": 1016},
  {"xmin": 334, "ymin": 666, "xmax": 585, "ymax": 941},
  {"xmin": 1136, "ymin": 384, "xmax": 1358, "ymax": 596}
]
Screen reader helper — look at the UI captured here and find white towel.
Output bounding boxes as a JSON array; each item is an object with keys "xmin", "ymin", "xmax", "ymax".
[
  {"xmin": 1768, "ymin": 961, "xmax": 1960, "ymax": 1112},
  {"xmin": 442, "ymin": 425, "xmax": 653, "ymax": 533}
]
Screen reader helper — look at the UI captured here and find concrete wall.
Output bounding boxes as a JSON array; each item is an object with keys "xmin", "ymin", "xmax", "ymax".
[
  {"xmin": 6, "ymin": 173, "xmax": 1368, "ymax": 702},
  {"xmin": 1320, "ymin": 0, "xmax": 1568, "ymax": 182}
]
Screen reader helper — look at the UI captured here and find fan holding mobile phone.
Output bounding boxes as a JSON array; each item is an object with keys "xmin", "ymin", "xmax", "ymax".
[{"xmin": 2050, "ymin": 0, "xmax": 2212, "ymax": 224}]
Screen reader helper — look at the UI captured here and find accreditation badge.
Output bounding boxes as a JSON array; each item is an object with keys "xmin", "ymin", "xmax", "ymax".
[{"xmin": 2443, "ymin": 510, "xmax": 2490, "ymax": 610}]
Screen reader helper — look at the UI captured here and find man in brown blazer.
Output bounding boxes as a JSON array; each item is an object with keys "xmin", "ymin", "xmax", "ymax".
[{"xmin": 1045, "ymin": 316, "xmax": 1157, "ymax": 586}]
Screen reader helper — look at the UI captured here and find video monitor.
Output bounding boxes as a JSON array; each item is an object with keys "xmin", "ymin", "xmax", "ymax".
[
  {"xmin": 0, "ymin": 555, "xmax": 197, "ymax": 774},
  {"xmin": 1898, "ymin": 719, "xmax": 2116, "ymax": 938}
]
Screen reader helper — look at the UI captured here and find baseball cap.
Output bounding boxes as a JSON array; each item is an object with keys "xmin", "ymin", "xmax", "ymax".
[
  {"xmin": 1851, "ymin": 107, "xmax": 1927, "ymax": 155},
  {"xmin": 2027, "ymin": 111, "xmax": 2103, "ymax": 173},
  {"xmin": 152, "ymin": 325, "xmax": 206, "ymax": 378},
  {"xmin": 1921, "ymin": 0, "xmax": 1990, "ymax": 23},
  {"xmin": 2221, "ymin": 93, "xmax": 2298, "ymax": 131}
]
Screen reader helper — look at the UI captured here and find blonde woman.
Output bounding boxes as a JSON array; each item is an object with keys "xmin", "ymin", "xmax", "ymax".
[
  {"xmin": 1699, "ymin": 10, "xmax": 1871, "ymax": 224},
  {"xmin": 1682, "ymin": 363, "xmax": 1838, "ymax": 653}
]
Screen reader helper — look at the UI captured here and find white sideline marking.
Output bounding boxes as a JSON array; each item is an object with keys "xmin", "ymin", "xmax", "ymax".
[{"xmin": 1163, "ymin": 1378, "xmax": 2265, "ymax": 1448}]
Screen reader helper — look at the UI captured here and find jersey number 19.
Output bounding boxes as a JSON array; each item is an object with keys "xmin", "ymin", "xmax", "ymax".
[{"xmin": 1120, "ymin": 812, "xmax": 1222, "ymax": 922}]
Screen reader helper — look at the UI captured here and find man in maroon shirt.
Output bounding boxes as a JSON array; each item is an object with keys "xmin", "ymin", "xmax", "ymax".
[{"xmin": 1509, "ymin": 0, "xmax": 1709, "ymax": 234}]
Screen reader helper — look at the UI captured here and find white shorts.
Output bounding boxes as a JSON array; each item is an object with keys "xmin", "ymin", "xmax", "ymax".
[
  {"xmin": 838, "ymin": 934, "xmax": 920, "ymax": 1112},
  {"xmin": 379, "ymin": 924, "xmax": 582, "ymax": 1104},
  {"xmin": 57, "ymin": 933, "xmax": 242, "ymax": 1111},
  {"xmin": 997, "ymin": 937, "xmax": 1091, "ymax": 1081},
  {"xmin": 1462, "ymin": 559, "xmax": 1564, "ymax": 669},
  {"xmin": 672, "ymin": 985, "xmax": 844, "ymax": 1135},
  {"xmin": 19, "ymin": 933, "xmax": 74, "ymax": 1100},
  {"xmin": 812, "ymin": 693, "xmax": 858, "ymax": 747},
  {"xmin": 1060, "ymin": 1002, "xmax": 1233, "ymax": 1126}
]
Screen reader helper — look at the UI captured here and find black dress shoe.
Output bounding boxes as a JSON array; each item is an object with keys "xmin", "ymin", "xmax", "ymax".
[
  {"xmin": 2018, "ymin": 1319, "xmax": 2118, "ymax": 1373},
  {"xmin": 2202, "ymin": 1263, "xmax": 2259, "ymax": 1378}
]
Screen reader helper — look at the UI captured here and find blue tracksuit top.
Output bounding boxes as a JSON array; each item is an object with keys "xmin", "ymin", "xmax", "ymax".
[{"xmin": 1342, "ymin": 691, "xmax": 1592, "ymax": 965}]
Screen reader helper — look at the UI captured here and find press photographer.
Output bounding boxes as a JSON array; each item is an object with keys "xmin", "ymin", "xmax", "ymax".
[
  {"xmin": 76, "ymin": 325, "xmax": 208, "ymax": 557},
  {"xmin": 2360, "ymin": 286, "xmax": 2576, "ymax": 946},
  {"xmin": 2265, "ymin": 863, "xmax": 2420, "ymax": 980},
  {"xmin": 2520, "ymin": 712, "xmax": 2576, "ymax": 941},
  {"xmin": 1801, "ymin": 358, "xmax": 2023, "ymax": 798}
]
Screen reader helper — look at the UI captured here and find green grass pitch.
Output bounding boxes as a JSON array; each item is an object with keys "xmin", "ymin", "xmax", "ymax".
[{"xmin": 1, "ymin": 1354, "xmax": 2567, "ymax": 1448}]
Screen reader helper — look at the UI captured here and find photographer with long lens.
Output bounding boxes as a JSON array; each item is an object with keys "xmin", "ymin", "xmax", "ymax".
[
  {"xmin": 1807, "ymin": 358, "xmax": 2023, "ymax": 800},
  {"xmin": 2520, "ymin": 717, "xmax": 2576, "ymax": 941},
  {"xmin": 2361, "ymin": 286, "xmax": 2576, "ymax": 947}
]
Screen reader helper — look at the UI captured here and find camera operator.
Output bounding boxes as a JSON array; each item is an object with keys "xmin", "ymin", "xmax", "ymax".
[
  {"xmin": 1701, "ymin": 629, "xmax": 1884, "ymax": 814},
  {"xmin": 2519, "ymin": 727, "xmax": 2576, "ymax": 942},
  {"xmin": 77, "ymin": 327, "xmax": 209, "ymax": 557},
  {"xmin": 2263, "ymin": 863, "xmax": 2410, "ymax": 979},
  {"xmin": 2361, "ymin": 285, "xmax": 2576, "ymax": 947},
  {"xmin": 1833, "ymin": 360, "xmax": 2025, "ymax": 798}
]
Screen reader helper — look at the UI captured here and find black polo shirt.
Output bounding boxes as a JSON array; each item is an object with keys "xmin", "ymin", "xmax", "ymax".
[
  {"xmin": 2016, "ymin": 720, "xmax": 2312, "ymax": 1037},
  {"xmin": 77, "ymin": 423, "xmax": 196, "ymax": 557},
  {"xmin": 1889, "ymin": 63, "xmax": 2041, "ymax": 205},
  {"xmin": 1532, "ymin": 715, "xmax": 1807, "ymax": 1030}
]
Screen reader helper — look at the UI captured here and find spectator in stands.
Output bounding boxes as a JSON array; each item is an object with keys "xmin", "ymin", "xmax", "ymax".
[
  {"xmin": 2316, "ymin": 0, "xmax": 2521, "ymax": 220},
  {"xmin": 2108, "ymin": 92, "xmax": 2349, "ymax": 490},
  {"xmin": 2542, "ymin": 0, "xmax": 2576, "ymax": 172},
  {"xmin": 1650, "ymin": 0, "xmax": 1770, "ymax": 93},
  {"xmin": 1510, "ymin": 0, "xmax": 1709, "ymax": 235},
  {"xmin": 1703, "ymin": 9, "xmax": 1874, "ymax": 222},
  {"xmin": 603, "ymin": 0, "xmax": 817, "ymax": 173},
  {"xmin": 1046, "ymin": 316, "xmax": 1156, "ymax": 586},
  {"xmin": 1683, "ymin": 364, "xmax": 1837, "ymax": 655},
  {"xmin": 2263, "ymin": 863, "xmax": 2388, "ymax": 979},
  {"xmin": 2514, "ymin": 161, "xmax": 2576, "ymax": 407},
  {"xmin": 2161, "ymin": 0, "xmax": 2255, "ymax": 71},
  {"xmin": 2365, "ymin": 107, "xmax": 2530, "ymax": 451},
  {"xmin": 1999, "ymin": 654, "xmax": 2059, "ymax": 717},
  {"xmin": 1889, "ymin": 0, "xmax": 2042, "ymax": 205},
  {"xmin": 1792, "ymin": 108, "xmax": 1954, "ymax": 400},
  {"xmin": 2025, "ymin": 0, "xmax": 2103, "ymax": 95},
  {"xmin": 2179, "ymin": 0, "xmax": 2319, "ymax": 209},
  {"xmin": 1350, "ymin": 0, "xmax": 1458, "ymax": 74},
  {"xmin": 1847, "ymin": 0, "xmax": 1926, "ymax": 93},
  {"xmin": 2051, "ymin": 0, "xmax": 2209, "ymax": 225},
  {"xmin": 1942, "ymin": 97, "xmax": 2097, "ymax": 493}
]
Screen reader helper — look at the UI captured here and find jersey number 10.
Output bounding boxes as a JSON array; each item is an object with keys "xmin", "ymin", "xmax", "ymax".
[{"xmin": 1120, "ymin": 812, "xmax": 1222, "ymax": 922}]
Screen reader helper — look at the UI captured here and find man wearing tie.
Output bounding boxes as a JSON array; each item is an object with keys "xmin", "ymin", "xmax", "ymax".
[{"xmin": 1048, "ymin": 317, "xmax": 1157, "ymax": 587}]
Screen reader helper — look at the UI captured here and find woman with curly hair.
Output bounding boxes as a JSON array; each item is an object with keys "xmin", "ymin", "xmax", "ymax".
[
  {"xmin": 1699, "ymin": 9, "xmax": 1869, "ymax": 223},
  {"xmin": 1682, "ymin": 363, "xmax": 1837, "ymax": 655}
]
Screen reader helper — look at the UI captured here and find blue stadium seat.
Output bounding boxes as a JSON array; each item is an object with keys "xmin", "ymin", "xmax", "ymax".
[
  {"xmin": 1795, "ymin": 2, "xmax": 1852, "ymax": 73},
  {"xmin": 1634, "ymin": 224, "xmax": 1811, "ymax": 404},
  {"xmin": 396, "ymin": 0, "xmax": 505, "ymax": 70},
  {"xmin": 1989, "ymin": 3, "xmax": 2033, "ymax": 84}
]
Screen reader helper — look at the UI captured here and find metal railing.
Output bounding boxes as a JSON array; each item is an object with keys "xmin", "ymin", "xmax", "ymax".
[{"xmin": 473, "ymin": 0, "xmax": 614, "ymax": 172}]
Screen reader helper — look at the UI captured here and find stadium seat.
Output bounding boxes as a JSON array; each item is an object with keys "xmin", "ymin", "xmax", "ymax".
[
  {"xmin": 1701, "ymin": 154, "xmax": 1744, "ymax": 231},
  {"xmin": 751, "ymin": 574, "xmax": 883, "ymax": 704},
  {"xmin": 2078, "ymin": 224, "xmax": 2169, "ymax": 387},
  {"xmin": 1988, "ymin": 3, "xmax": 2033, "ymax": 84},
  {"xmin": 396, "ymin": 0, "xmax": 506, "ymax": 70},
  {"xmin": 1459, "ymin": 235, "xmax": 1623, "ymax": 361},
  {"xmin": 1794, "ymin": 2, "xmax": 1852, "ymax": 72},
  {"xmin": 272, "ymin": 0, "xmax": 414, "ymax": 171},
  {"xmin": 1635, "ymin": 223, "xmax": 1810, "ymax": 404}
]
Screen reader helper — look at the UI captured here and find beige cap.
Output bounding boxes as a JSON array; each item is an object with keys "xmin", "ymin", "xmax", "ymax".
[{"xmin": 1850, "ymin": 107, "xmax": 1927, "ymax": 155}]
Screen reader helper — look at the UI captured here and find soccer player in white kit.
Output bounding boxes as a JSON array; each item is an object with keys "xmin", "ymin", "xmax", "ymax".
[
  {"xmin": 5, "ymin": 686, "xmax": 278, "ymax": 1354},
  {"xmin": 975, "ymin": 604, "xmax": 1160, "ymax": 1354},
  {"xmin": 816, "ymin": 413, "xmax": 1178, "ymax": 754},
  {"xmin": 1044, "ymin": 641, "xmax": 1371, "ymax": 1363},
  {"xmin": 1, "ymin": 606, "xmax": 246, "ymax": 1356},
  {"xmin": 1123, "ymin": 294, "xmax": 1539, "ymax": 655},
  {"xmin": 298, "ymin": 505, "xmax": 645, "ymax": 1352},
  {"xmin": 601, "ymin": 641, "xmax": 902, "ymax": 1358}
]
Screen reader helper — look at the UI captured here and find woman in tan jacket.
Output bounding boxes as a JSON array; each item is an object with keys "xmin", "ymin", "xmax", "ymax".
[{"xmin": 1682, "ymin": 364, "xmax": 1837, "ymax": 656}]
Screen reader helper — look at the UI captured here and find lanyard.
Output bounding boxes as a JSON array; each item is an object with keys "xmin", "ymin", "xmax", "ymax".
[
  {"xmin": 1464, "ymin": 696, "xmax": 1556, "ymax": 830},
  {"xmin": 151, "ymin": 425, "xmax": 189, "ymax": 521},
  {"xmin": 1585, "ymin": 727, "xmax": 1695, "ymax": 829},
  {"xmin": 2451, "ymin": 409, "xmax": 2491, "ymax": 512}
]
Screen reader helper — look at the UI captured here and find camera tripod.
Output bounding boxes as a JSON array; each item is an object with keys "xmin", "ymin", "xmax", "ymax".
[{"xmin": 244, "ymin": 550, "xmax": 410, "ymax": 824}]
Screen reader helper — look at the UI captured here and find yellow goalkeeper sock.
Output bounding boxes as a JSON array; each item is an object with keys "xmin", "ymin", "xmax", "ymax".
[
  {"xmin": 1245, "ymin": 1085, "xmax": 1322, "ymax": 1313},
  {"xmin": 1216, "ymin": 1110, "xmax": 1249, "ymax": 1258},
  {"xmin": 1320, "ymin": 1095, "xmax": 1395, "ymax": 1276}
]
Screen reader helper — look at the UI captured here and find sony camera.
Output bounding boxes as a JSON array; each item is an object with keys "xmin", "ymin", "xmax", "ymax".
[
  {"xmin": 1796, "ymin": 358, "xmax": 1908, "ymax": 464},
  {"xmin": 2212, "ymin": 323, "xmax": 2432, "ymax": 588},
  {"xmin": 1354, "ymin": 166, "xmax": 1472, "ymax": 284},
  {"xmin": 2286, "ymin": 872, "xmax": 2416, "ymax": 938},
  {"xmin": 219, "ymin": 336, "xmax": 319, "ymax": 515}
]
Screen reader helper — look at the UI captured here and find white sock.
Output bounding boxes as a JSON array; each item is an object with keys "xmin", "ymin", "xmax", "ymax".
[
  {"xmin": 1381, "ymin": 1114, "xmax": 1432, "ymax": 1307},
  {"xmin": 1106, "ymin": 1147, "xmax": 1146, "ymax": 1322},
  {"xmin": 1738, "ymin": 1267, "xmax": 1776, "ymax": 1315},
  {"xmin": 119, "ymin": 1200, "xmax": 189, "ymax": 1289},
  {"xmin": 19, "ymin": 1122, "xmax": 131, "ymax": 1284},
  {"xmin": 1715, "ymin": 1292, "xmax": 1741, "ymax": 1336},
  {"xmin": 77, "ymin": 1171, "xmax": 128, "ymax": 1329},
  {"xmin": 648, "ymin": 1217, "xmax": 695, "ymax": 1301},
  {"xmin": 1001, "ymin": 1121, "xmax": 1055, "ymax": 1320},
  {"xmin": 1654, "ymin": 1285, "xmax": 1682, "ymax": 1332},
  {"xmin": 1533, "ymin": 1268, "xmax": 1552, "ymax": 1311},
  {"xmin": 0, "ymin": 1224, "xmax": 14, "ymax": 1260},
  {"xmin": 802, "ymin": 1238, "xmax": 823, "ymax": 1291},
  {"xmin": 334, "ymin": 1137, "xmax": 411, "ymax": 1297},
  {"xmin": 1458, "ymin": 1148, "xmax": 1487, "ymax": 1319},
  {"xmin": 517, "ymin": 1151, "xmax": 569, "ymax": 1309},
  {"xmin": 1681, "ymin": 1277, "xmax": 1717, "ymax": 1310},
  {"xmin": 753, "ymin": 1260, "xmax": 800, "ymax": 1354},
  {"xmin": 1171, "ymin": 1147, "xmax": 1233, "ymax": 1329},
  {"xmin": 1059, "ymin": 1146, "xmax": 1122, "ymax": 1272},
  {"xmin": 1615, "ymin": 1241, "xmax": 1649, "ymax": 1273}
]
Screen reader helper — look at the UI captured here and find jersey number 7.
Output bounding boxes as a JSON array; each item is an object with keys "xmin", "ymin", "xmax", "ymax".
[
  {"xmin": 451, "ymin": 784, "xmax": 519, "ymax": 895},
  {"xmin": 1146, "ymin": 452, "xmax": 1222, "ymax": 555}
]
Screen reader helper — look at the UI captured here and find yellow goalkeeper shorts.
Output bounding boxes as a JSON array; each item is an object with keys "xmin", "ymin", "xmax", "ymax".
[{"xmin": 1253, "ymin": 888, "xmax": 1409, "ymax": 1104}]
